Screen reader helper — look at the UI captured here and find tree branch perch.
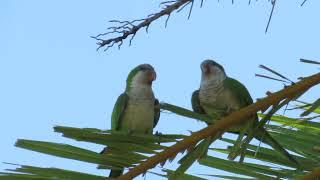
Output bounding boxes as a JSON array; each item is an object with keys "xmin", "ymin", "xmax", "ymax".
[{"xmin": 92, "ymin": 0, "xmax": 192, "ymax": 51}]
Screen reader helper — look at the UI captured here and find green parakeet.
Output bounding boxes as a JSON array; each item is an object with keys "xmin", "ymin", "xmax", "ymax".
[
  {"xmin": 104, "ymin": 64, "xmax": 160, "ymax": 178},
  {"xmin": 189, "ymin": 59, "xmax": 298, "ymax": 166}
]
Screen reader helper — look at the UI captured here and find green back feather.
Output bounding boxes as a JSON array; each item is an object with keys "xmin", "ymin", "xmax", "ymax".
[
  {"xmin": 191, "ymin": 90, "xmax": 206, "ymax": 114},
  {"xmin": 153, "ymin": 99, "xmax": 160, "ymax": 128},
  {"xmin": 125, "ymin": 66, "xmax": 141, "ymax": 92},
  {"xmin": 223, "ymin": 78, "xmax": 298, "ymax": 165},
  {"xmin": 111, "ymin": 93, "xmax": 128, "ymax": 130},
  {"xmin": 223, "ymin": 77, "xmax": 253, "ymax": 108}
]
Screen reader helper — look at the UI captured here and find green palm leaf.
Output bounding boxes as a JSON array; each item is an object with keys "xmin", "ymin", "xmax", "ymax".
[{"xmin": 0, "ymin": 164, "xmax": 105, "ymax": 180}]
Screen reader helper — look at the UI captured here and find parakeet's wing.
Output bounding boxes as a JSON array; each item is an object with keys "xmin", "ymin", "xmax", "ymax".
[
  {"xmin": 223, "ymin": 77, "xmax": 253, "ymax": 108},
  {"xmin": 100, "ymin": 93, "xmax": 128, "ymax": 174},
  {"xmin": 153, "ymin": 99, "xmax": 160, "ymax": 128},
  {"xmin": 224, "ymin": 78, "xmax": 299, "ymax": 166},
  {"xmin": 111, "ymin": 93, "xmax": 128, "ymax": 130},
  {"xmin": 191, "ymin": 90, "xmax": 206, "ymax": 114}
]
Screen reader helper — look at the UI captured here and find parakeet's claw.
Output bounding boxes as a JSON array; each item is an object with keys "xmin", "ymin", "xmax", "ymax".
[
  {"xmin": 225, "ymin": 106, "xmax": 232, "ymax": 114},
  {"xmin": 228, "ymin": 128, "xmax": 249, "ymax": 161},
  {"xmin": 214, "ymin": 106, "xmax": 233, "ymax": 117},
  {"xmin": 127, "ymin": 129, "xmax": 134, "ymax": 135},
  {"xmin": 227, "ymin": 144, "xmax": 246, "ymax": 162},
  {"xmin": 227, "ymin": 144, "xmax": 241, "ymax": 160},
  {"xmin": 145, "ymin": 128, "xmax": 152, "ymax": 134},
  {"xmin": 155, "ymin": 131, "xmax": 162, "ymax": 144},
  {"xmin": 227, "ymin": 150, "xmax": 238, "ymax": 160}
]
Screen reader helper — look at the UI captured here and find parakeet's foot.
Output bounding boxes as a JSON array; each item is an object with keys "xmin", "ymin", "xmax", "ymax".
[
  {"xmin": 155, "ymin": 131, "xmax": 162, "ymax": 144},
  {"xmin": 228, "ymin": 139, "xmax": 249, "ymax": 162},
  {"xmin": 145, "ymin": 128, "xmax": 152, "ymax": 134},
  {"xmin": 228, "ymin": 130, "xmax": 246, "ymax": 161},
  {"xmin": 227, "ymin": 145, "xmax": 241, "ymax": 160},
  {"xmin": 217, "ymin": 106, "xmax": 234, "ymax": 116},
  {"xmin": 228, "ymin": 145, "xmax": 244, "ymax": 161},
  {"xmin": 239, "ymin": 148, "xmax": 246, "ymax": 163},
  {"xmin": 127, "ymin": 129, "xmax": 134, "ymax": 135}
]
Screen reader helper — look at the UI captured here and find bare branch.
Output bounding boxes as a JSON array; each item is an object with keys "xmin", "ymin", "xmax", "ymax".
[
  {"xmin": 93, "ymin": 0, "xmax": 309, "ymax": 51},
  {"xmin": 118, "ymin": 72, "xmax": 320, "ymax": 179},
  {"xmin": 165, "ymin": 14, "xmax": 171, "ymax": 28},
  {"xmin": 200, "ymin": 0, "xmax": 204, "ymax": 8},
  {"xmin": 93, "ymin": 0, "xmax": 192, "ymax": 51},
  {"xmin": 188, "ymin": 0, "xmax": 194, "ymax": 19},
  {"xmin": 177, "ymin": 1, "xmax": 192, "ymax": 13}
]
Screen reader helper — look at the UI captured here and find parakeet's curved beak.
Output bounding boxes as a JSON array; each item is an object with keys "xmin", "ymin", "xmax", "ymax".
[
  {"xmin": 148, "ymin": 70, "xmax": 156, "ymax": 82},
  {"xmin": 201, "ymin": 63, "xmax": 211, "ymax": 75}
]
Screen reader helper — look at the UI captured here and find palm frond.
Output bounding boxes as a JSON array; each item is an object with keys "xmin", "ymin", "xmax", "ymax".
[{"xmin": 0, "ymin": 164, "xmax": 105, "ymax": 180}]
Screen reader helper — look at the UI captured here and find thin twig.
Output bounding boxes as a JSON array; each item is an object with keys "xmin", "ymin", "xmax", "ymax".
[
  {"xmin": 94, "ymin": 0, "xmax": 309, "ymax": 51},
  {"xmin": 188, "ymin": 0, "xmax": 194, "ymax": 19},
  {"xmin": 300, "ymin": 58, "xmax": 320, "ymax": 65},
  {"xmin": 265, "ymin": 0, "xmax": 276, "ymax": 33},
  {"xmin": 200, "ymin": 0, "xmax": 204, "ymax": 7},
  {"xmin": 300, "ymin": 0, "xmax": 308, "ymax": 6}
]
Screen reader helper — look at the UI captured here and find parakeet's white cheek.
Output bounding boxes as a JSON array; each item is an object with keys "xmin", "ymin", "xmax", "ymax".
[{"xmin": 131, "ymin": 71, "xmax": 147, "ymax": 85}]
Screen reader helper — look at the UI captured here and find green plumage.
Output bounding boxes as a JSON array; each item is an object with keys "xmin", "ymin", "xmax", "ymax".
[
  {"xmin": 103, "ymin": 64, "xmax": 160, "ymax": 178},
  {"xmin": 192, "ymin": 77, "xmax": 298, "ymax": 165},
  {"xmin": 111, "ymin": 93, "xmax": 128, "ymax": 131},
  {"xmin": 125, "ymin": 66, "xmax": 141, "ymax": 92},
  {"xmin": 111, "ymin": 93, "xmax": 160, "ymax": 131},
  {"xmin": 223, "ymin": 77, "xmax": 253, "ymax": 107},
  {"xmin": 175, "ymin": 60, "xmax": 299, "ymax": 177}
]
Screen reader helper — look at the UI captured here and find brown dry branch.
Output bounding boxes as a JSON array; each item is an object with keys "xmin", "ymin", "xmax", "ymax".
[
  {"xmin": 92, "ymin": 0, "xmax": 192, "ymax": 51},
  {"xmin": 301, "ymin": 167, "xmax": 320, "ymax": 180},
  {"xmin": 301, "ymin": 0, "xmax": 308, "ymax": 6},
  {"xmin": 117, "ymin": 72, "xmax": 320, "ymax": 180},
  {"xmin": 92, "ymin": 0, "xmax": 310, "ymax": 51},
  {"xmin": 265, "ymin": 0, "xmax": 276, "ymax": 33}
]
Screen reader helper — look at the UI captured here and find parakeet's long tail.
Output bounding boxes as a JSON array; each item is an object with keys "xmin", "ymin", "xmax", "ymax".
[
  {"xmin": 175, "ymin": 134, "xmax": 221, "ymax": 176},
  {"xmin": 254, "ymin": 128, "xmax": 300, "ymax": 166},
  {"xmin": 100, "ymin": 147, "xmax": 124, "ymax": 178},
  {"xmin": 109, "ymin": 169, "xmax": 124, "ymax": 178}
]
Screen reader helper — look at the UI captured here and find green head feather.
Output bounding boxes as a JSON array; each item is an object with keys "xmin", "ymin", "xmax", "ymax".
[
  {"xmin": 125, "ymin": 64, "xmax": 155, "ymax": 92},
  {"xmin": 201, "ymin": 59, "xmax": 226, "ymax": 74}
]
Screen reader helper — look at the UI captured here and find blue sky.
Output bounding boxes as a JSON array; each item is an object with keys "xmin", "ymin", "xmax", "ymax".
[{"xmin": 1, "ymin": 0, "xmax": 319, "ymax": 179}]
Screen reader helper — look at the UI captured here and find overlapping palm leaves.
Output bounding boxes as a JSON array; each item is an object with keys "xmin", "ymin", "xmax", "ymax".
[
  {"xmin": 1, "ymin": 100, "xmax": 319, "ymax": 179},
  {"xmin": 0, "ymin": 127, "xmax": 185, "ymax": 179}
]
